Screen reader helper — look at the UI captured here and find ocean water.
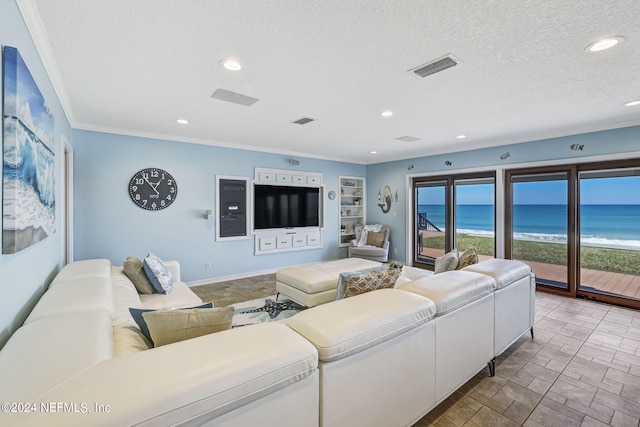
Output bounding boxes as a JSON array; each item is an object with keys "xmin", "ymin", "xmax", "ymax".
[{"xmin": 418, "ymin": 204, "xmax": 640, "ymax": 249}]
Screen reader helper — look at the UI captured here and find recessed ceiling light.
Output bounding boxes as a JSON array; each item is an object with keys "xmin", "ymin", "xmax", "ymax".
[
  {"xmin": 380, "ymin": 110, "xmax": 393, "ymax": 117},
  {"xmin": 456, "ymin": 135, "xmax": 467, "ymax": 139},
  {"xmin": 176, "ymin": 119, "xmax": 189, "ymax": 124},
  {"xmin": 623, "ymin": 100, "xmax": 640, "ymax": 107},
  {"xmin": 585, "ymin": 36, "xmax": 624, "ymax": 52},
  {"xmin": 221, "ymin": 59, "xmax": 242, "ymax": 71},
  {"xmin": 370, "ymin": 151, "xmax": 378, "ymax": 154}
]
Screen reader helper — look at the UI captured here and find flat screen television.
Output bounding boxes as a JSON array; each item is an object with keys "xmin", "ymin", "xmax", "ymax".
[{"xmin": 254, "ymin": 184, "xmax": 320, "ymax": 229}]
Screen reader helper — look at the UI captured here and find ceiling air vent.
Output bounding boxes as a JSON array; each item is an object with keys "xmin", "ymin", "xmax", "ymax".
[
  {"xmin": 395, "ymin": 136, "xmax": 422, "ymax": 142},
  {"xmin": 410, "ymin": 54, "xmax": 460, "ymax": 78},
  {"xmin": 292, "ymin": 117, "xmax": 315, "ymax": 125},
  {"xmin": 211, "ymin": 89, "xmax": 259, "ymax": 106}
]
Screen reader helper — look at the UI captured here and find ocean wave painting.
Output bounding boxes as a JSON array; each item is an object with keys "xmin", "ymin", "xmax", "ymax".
[{"xmin": 3, "ymin": 46, "xmax": 55, "ymax": 254}]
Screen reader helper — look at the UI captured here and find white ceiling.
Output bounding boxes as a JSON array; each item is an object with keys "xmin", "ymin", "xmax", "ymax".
[{"xmin": 18, "ymin": 0, "xmax": 640, "ymax": 164}]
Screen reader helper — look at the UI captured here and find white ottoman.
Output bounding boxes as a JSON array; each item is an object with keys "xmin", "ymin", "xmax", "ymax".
[{"xmin": 276, "ymin": 258, "xmax": 382, "ymax": 307}]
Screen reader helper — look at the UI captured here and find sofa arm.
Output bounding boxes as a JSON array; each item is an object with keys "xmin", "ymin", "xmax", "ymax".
[
  {"xmin": 1, "ymin": 323, "xmax": 318, "ymax": 427},
  {"xmin": 164, "ymin": 260, "xmax": 181, "ymax": 282}
]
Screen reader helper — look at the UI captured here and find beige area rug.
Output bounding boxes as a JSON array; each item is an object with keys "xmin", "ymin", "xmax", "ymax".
[{"xmin": 190, "ymin": 273, "xmax": 277, "ymax": 307}]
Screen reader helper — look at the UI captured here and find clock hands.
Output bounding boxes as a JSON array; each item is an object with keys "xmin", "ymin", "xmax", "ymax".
[{"xmin": 144, "ymin": 177, "xmax": 161, "ymax": 195}]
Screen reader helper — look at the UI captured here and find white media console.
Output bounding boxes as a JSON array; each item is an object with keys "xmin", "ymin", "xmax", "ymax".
[{"xmin": 253, "ymin": 168, "xmax": 324, "ymax": 255}]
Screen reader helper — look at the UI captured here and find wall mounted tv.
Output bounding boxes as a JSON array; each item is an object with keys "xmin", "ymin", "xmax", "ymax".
[{"xmin": 254, "ymin": 184, "xmax": 320, "ymax": 230}]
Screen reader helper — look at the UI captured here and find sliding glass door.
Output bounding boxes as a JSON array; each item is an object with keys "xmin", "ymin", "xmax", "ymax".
[
  {"xmin": 506, "ymin": 169, "xmax": 573, "ymax": 292},
  {"xmin": 414, "ymin": 173, "xmax": 495, "ymax": 268},
  {"xmin": 415, "ymin": 180, "xmax": 448, "ymax": 263},
  {"xmin": 578, "ymin": 167, "xmax": 640, "ymax": 303}
]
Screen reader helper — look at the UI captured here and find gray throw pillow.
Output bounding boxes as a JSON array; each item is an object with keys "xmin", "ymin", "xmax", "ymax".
[
  {"xmin": 434, "ymin": 249, "xmax": 459, "ymax": 274},
  {"xmin": 123, "ymin": 256, "xmax": 154, "ymax": 294}
]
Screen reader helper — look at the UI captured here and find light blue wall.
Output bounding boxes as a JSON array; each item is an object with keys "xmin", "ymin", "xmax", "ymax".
[
  {"xmin": 0, "ymin": 1, "xmax": 71, "ymax": 348},
  {"xmin": 71, "ymin": 130, "xmax": 365, "ymax": 281},
  {"xmin": 366, "ymin": 126, "xmax": 640, "ymax": 263}
]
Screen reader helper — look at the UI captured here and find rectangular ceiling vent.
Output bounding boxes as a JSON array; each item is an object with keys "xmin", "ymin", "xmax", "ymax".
[
  {"xmin": 410, "ymin": 54, "xmax": 460, "ymax": 78},
  {"xmin": 211, "ymin": 89, "xmax": 259, "ymax": 106},
  {"xmin": 395, "ymin": 135, "xmax": 422, "ymax": 142},
  {"xmin": 292, "ymin": 117, "xmax": 315, "ymax": 125}
]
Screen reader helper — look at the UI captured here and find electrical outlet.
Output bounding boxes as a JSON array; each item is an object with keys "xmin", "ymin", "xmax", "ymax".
[{"xmin": 205, "ymin": 262, "xmax": 211, "ymax": 270}]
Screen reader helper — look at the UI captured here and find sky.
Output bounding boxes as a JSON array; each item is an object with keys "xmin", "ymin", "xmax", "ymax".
[{"xmin": 417, "ymin": 177, "xmax": 640, "ymax": 205}]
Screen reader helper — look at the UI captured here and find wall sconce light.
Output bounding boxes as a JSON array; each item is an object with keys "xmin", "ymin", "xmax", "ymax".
[
  {"xmin": 204, "ymin": 209, "xmax": 212, "ymax": 219},
  {"xmin": 444, "ymin": 160, "xmax": 452, "ymax": 166},
  {"xmin": 377, "ymin": 189, "xmax": 382, "ymax": 200},
  {"xmin": 500, "ymin": 152, "xmax": 511, "ymax": 160},
  {"xmin": 394, "ymin": 189, "xmax": 399, "ymax": 202},
  {"xmin": 289, "ymin": 159, "xmax": 300, "ymax": 166},
  {"xmin": 570, "ymin": 144, "xmax": 584, "ymax": 151}
]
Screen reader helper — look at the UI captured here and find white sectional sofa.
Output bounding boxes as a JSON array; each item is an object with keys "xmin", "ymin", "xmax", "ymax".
[
  {"xmin": 0, "ymin": 260, "xmax": 319, "ymax": 426},
  {"xmin": 0, "ymin": 257, "xmax": 534, "ymax": 426}
]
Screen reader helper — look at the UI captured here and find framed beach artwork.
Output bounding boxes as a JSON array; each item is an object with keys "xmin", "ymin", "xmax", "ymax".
[{"xmin": 2, "ymin": 46, "xmax": 55, "ymax": 254}]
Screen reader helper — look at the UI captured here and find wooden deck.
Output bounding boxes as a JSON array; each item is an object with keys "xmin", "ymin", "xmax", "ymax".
[{"xmin": 418, "ymin": 247, "xmax": 640, "ymax": 301}]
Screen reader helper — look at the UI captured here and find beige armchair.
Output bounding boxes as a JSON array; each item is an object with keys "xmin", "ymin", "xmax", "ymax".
[{"xmin": 348, "ymin": 225, "xmax": 390, "ymax": 262}]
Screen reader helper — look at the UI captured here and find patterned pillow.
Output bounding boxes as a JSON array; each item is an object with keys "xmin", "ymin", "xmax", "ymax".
[
  {"xmin": 344, "ymin": 268, "xmax": 401, "ymax": 298},
  {"xmin": 123, "ymin": 256, "xmax": 154, "ymax": 294},
  {"xmin": 336, "ymin": 266, "xmax": 388, "ymax": 300},
  {"xmin": 143, "ymin": 253, "xmax": 173, "ymax": 294},
  {"xmin": 434, "ymin": 249, "xmax": 459, "ymax": 274},
  {"xmin": 366, "ymin": 231, "xmax": 386, "ymax": 248},
  {"xmin": 457, "ymin": 248, "xmax": 479, "ymax": 270}
]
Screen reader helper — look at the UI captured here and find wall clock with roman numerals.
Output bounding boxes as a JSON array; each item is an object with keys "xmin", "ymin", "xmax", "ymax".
[{"xmin": 128, "ymin": 167, "xmax": 178, "ymax": 211}]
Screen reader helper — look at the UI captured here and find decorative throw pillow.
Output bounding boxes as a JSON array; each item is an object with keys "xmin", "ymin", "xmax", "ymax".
[
  {"xmin": 366, "ymin": 231, "xmax": 386, "ymax": 248},
  {"xmin": 143, "ymin": 253, "xmax": 173, "ymax": 294},
  {"xmin": 129, "ymin": 302, "xmax": 213, "ymax": 344},
  {"xmin": 434, "ymin": 249, "xmax": 459, "ymax": 274},
  {"xmin": 336, "ymin": 266, "xmax": 388, "ymax": 300},
  {"xmin": 123, "ymin": 256, "xmax": 154, "ymax": 294},
  {"xmin": 143, "ymin": 307, "xmax": 234, "ymax": 347},
  {"xmin": 344, "ymin": 268, "xmax": 401, "ymax": 298},
  {"xmin": 457, "ymin": 248, "xmax": 479, "ymax": 270}
]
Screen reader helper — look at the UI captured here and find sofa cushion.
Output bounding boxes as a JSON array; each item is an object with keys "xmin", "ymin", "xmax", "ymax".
[
  {"xmin": 123, "ymin": 256, "xmax": 154, "ymax": 294},
  {"xmin": 287, "ymin": 289, "xmax": 436, "ymax": 362},
  {"xmin": 143, "ymin": 253, "xmax": 173, "ymax": 294},
  {"xmin": 24, "ymin": 276, "xmax": 113, "ymax": 324},
  {"xmin": 0, "ymin": 311, "xmax": 113, "ymax": 402},
  {"xmin": 48, "ymin": 259, "xmax": 111, "ymax": 287},
  {"xmin": 143, "ymin": 307, "xmax": 234, "ymax": 347},
  {"xmin": 462, "ymin": 258, "xmax": 531, "ymax": 289},
  {"xmin": 139, "ymin": 280, "xmax": 203, "ymax": 309},
  {"xmin": 456, "ymin": 248, "xmax": 479, "ymax": 270},
  {"xmin": 4, "ymin": 323, "xmax": 318, "ymax": 426},
  {"xmin": 434, "ymin": 249, "xmax": 459, "ymax": 274},
  {"xmin": 276, "ymin": 258, "xmax": 382, "ymax": 294},
  {"xmin": 129, "ymin": 302, "xmax": 214, "ymax": 344},
  {"xmin": 397, "ymin": 270, "xmax": 496, "ymax": 315},
  {"xmin": 344, "ymin": 268, "xmax": 401, "ymax": 298}
]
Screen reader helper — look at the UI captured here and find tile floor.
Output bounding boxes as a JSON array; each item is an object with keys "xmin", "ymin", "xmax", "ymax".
[
  {"xmin": 415, "ymin": 292, "xmax": 640, "ymax": 427},
  {"xmin": 193, "ymin": 276, "xmax": 640, "ymax": 426}
]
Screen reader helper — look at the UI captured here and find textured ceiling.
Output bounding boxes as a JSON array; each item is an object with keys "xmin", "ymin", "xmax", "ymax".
[{"xmin": 18, "ymin": 0, "xmax": 640, "ymax": 164}]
